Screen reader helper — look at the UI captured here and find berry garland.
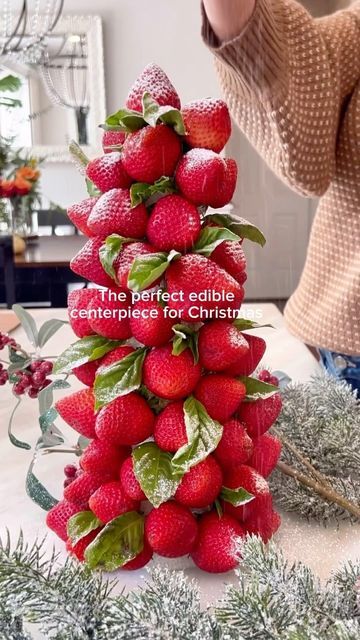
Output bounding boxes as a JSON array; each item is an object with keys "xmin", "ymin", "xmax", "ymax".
[{"xmin": 0, "ymin": 533, "xmax": 359, "ymax": 639}]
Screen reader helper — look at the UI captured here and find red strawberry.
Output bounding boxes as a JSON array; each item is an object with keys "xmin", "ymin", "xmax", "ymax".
[
  {"xmin": 176, "ymin": 149, "xmax": 237, "ymax": 208},
  {"xmin": 154, "ymin": 401, "xmax": 187, "ymax": 452},
  {"xmin": 46, "ymin": 500, "xmax": 83, "ymax": 542},
  {"xmin": 198, "ymin": 320, "xmax": 249, "ymax": 371},
  {"xmin": 122, "ymin": 541, "xmax": 153, "ymax": 570},
  {"xmin": 237, "ymin": 393, "xmax": 282, "ymax": 438},
  {"xmin": 122, "ymin": 124, "xmax": 182, "ymax": 184},
  {"xmin": 225, "ymin": 334, "xmax": 266, "ymax": 376},
  {"xmin": 143, "ymin": 345, "xmax": 201, "ymax": 400},
  {"xmin": 80, "ymin": 439, "xmax": 130, "ymax": 477},
  {"xmin": 174, "ymin": 456, "xmax": 223, "ymax": 508},
  {"xmin": 102, "ymin": 130, "xmax": 126, "ymax": 153},
  {"xmin": 145, "ymin": 502, "xmax": 198, "ymax": 558},
  {"xmin": 146, "ymin": 195, "xmax": 201, "ymax": 252},
  {"xmin": 86, "ymin": 289, "xmax": 132, "ymax": 341},
  {"xmin": 243, "ymin": 509, "xmax": 281, "ymax": 543},
  {"xmin": 214, "ymin": 419, "xmax": 254, "ymax": 468},
  {"xmin": 95, "ymin": 393, "xmax": 155, "ymax": 446},
  {"xmin": 67, "ymin": 197, "xmax": 98, "ymax": 236},
  {"xmin": 67, "ymin": 288, "xmax": 96, "ymax": 339},
  {"xmin": 222, "ymin": 465, "xmax": 272, "ymax": 522},
  {"xmin": 210, "ymin": 240, "xmax": 247, "ymax": 285},
  {"xmin": 70, "ymin": 237, "xmax": 115, "ymax": 288},
  {"xmin": 191, "ymin": 511, "xmax": 244, "ymax": 573},
  {"xmin": 55, "ymin": 388, "xmax": 96, "ymax": 439},
  {"xmin": 130, "ymin": 300, "xmax": 174, "ymax": 347},
  {"xmin": 87, "ymin": 188, "xmax": 148, "ymax": 238},
  {"xmin": 115, "ymin": 242, "xmax": 157, "ymax": 290},
  {"xmin": 248, "ymin": 433, "xmax": 282, "ymax": 478},
  {"xmin": 126, "ymin": 63, "xmax": 181, "ymax": 112},
  {"xmin": 63, "ymin": 471, "xmax": 108, "ymax": 506},
  {"xmin": 182, "ymin": 98, "xmax": 231, "ymax": 153},
  {"xmin": 120, "ymin": 456, "xmax": 146, "ymax": 501},
  {"xmin": 194, "ymin": 374, "xmax": 246, "ymax": 422},
  {"xmin": 66, "ymin": 528, "xmax": 102, "ymax": 562},
  {"xmin": 72, "ymin": 359, "xmax": 100, "ymax": 387},
  {"xmin": 97, "ymin": 345, "xmax": 135, "ymax": 371},
  {"xmin": 86, "ymin": 152, "xmax": 131, "ymax": 193},
  {"xmin": 89, "ymin": 481, "xmax": 139, "ymax": 524},
  {"xmin": 166, "ymin": 254, "xmax": 244, "ymax": 322}
]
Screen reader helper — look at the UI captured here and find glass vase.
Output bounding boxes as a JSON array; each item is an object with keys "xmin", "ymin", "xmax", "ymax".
[
  {"xmin": 0, "ymin": 197, "xmax": 13, "ymax": 236},
  {"xmin": 11, "ymin": 196, "xmax": 33, "ymax": 237}
]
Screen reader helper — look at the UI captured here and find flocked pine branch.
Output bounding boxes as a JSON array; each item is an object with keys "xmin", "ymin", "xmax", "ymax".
[
  {"xmin": 271, "ymin": 374, "xmax": 360, "ymax": 523},
  {"xmin": 0, "ymin": 533, "xmax": 359, "ymax": 639}
]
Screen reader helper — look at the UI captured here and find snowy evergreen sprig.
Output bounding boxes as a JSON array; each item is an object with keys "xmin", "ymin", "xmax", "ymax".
[
  {"xmin": 271, "ymin": 374, "xmax": 360, "ymax": 523},
  {"xmin": 0, "ymin": 532, "xmax": 359, "ymax": 639}
]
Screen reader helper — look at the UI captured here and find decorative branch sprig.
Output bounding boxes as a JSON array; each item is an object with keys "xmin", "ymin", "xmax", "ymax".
[
  {"xmin": 0, "ymin": 532, "xmax": 359, "ymax": 639},
  {"xmin": 271, "ymin": 375, "xmax": 360, "ymax": 523}
]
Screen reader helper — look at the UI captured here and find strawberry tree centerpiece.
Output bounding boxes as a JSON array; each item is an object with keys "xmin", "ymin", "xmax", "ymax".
[{"xmin": 47, "ymin": 64, "xmax": 283, "ymax": 574}]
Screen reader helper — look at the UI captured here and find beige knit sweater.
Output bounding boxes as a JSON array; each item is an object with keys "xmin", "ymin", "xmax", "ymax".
[{"xmin": 202, "ymin": 0, "xmax": 360, "ymax": 356}]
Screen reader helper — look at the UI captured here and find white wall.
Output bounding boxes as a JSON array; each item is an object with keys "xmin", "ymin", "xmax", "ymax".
[{"xmin": 40, "ymin": 0, "xmax": 220, "ymax": 207}]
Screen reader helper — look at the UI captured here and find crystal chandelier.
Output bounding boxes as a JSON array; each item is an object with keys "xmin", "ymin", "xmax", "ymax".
[{"xmin": 0, "ymin": 0, "xmax": 64, "ymax": 63}]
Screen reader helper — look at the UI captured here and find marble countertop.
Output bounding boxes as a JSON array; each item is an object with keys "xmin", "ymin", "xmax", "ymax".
[{"xmin": 0, "ymin": 303, "xmax": 359, "ymax": 605}]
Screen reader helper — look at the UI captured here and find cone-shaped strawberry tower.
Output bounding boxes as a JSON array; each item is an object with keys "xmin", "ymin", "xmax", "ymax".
[{"xmin": 48, "ymin": 64, "xmax": 283, "ymax": 574}]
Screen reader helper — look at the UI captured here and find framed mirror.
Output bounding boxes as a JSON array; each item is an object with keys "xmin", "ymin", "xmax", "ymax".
[{"xmin": 0, "ymin": 15, "xmax": 106, "ymax": 161}]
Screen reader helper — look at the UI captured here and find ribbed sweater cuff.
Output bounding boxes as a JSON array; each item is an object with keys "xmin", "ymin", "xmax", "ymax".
[{"xmin": 201, "ymin": 0, "xmax": 287, "ymax": 97}]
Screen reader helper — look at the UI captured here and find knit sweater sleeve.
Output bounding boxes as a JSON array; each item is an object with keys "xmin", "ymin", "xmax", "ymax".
[{"xmin": 202, "ymin": 0, "xmax": 360, "ymax": 197}]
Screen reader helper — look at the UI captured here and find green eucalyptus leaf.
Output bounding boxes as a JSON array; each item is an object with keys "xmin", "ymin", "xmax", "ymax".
[
  {"xmin": 239, "ymin": 376, "xmax": 279, "ymax": 402},
  {"xmin": 38, "ymin": 379, "xmax": 70, "ymax": 415},
  {"xmin": 194, "ymin": 226, "xmax": 241, "ymax": 257},
  {"xmin": 206, "ymin": 213, "xmax": 266, "ymax": 247},
  {"xmin": 7, "ymin": 359, "xmax": 31, "ymax": 377},
  {"xmin": 39, "ymin": 407, "xmax": 58, "ymax": 434},
  {"xmin": 132, "ymin": 443, "xmax": 182, "ymax": 508},
  {"xmin": 78, "ymin": 435, "xmax": 91, "ymax": 452},
  {"xmin": 128, "ymin": 250, "xmax": 180, "ymax": 292},
  {"xmin": 220, "ymin": 486, "xmax": 255, "ymax": 507},
  {"xmin": 8, "ymin": 398, "xmax": 31, "ymax": 450},
  {"xmin": 54, "ymin": 336, "xmax": 121, "ymax": 375},
  {"xmin": 26, "ymin": 460, "xmax": 58, "ymax": 511},
  {"xmin": 172, "ymin": 397, "xmax": 223, "ymax": 474},
  {"xmin": 38, "ymin": 319, "xmax": 67, "ymax": 348},
  {"xmin": 94, "ymin": 347, "xmax": 146, "ymax": 410},
  {"xmin": 85, "ymin": 512, "xmax": 144, "ymax": 571},
  {"xmin": 99, "ymin": 234, "xmax": 133, "ymax": 282},
  {"xmin": 12, "ymin": 304, "xmax": 38, "ymax": 347},
  {"xmin": 67, "ymin": 511, "xmax": 102, "ymax": 546},
  {"xmin": 233, "ymin": 318, "xmax": 274, "ymax": 331}
]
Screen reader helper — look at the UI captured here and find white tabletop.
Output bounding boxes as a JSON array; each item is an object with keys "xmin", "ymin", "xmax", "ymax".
[{"xmin": 0, "ymin": 304, "xmax": 359, "ymax": 604}]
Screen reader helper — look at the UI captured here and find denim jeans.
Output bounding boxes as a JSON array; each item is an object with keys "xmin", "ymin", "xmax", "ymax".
[{"xmin": 319, "ymin": 349, "xmax": 360, "ymax": 395}]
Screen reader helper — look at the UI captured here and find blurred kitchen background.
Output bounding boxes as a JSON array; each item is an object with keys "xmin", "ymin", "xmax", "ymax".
[{"xmin": 0, "ymin": 0, "xmax": 351, "ymax": 308}]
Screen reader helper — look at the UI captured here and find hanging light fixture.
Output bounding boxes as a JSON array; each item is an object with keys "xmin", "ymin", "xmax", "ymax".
[
  {"xmin": 0, "ymin": 0, "xmax": 64, "ymax": 63},
  {"xmin": 39, "ymin": 32, "xmax": 89, "ymax": 144}
]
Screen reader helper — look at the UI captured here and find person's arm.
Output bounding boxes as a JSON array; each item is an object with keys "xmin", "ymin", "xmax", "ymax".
[
  {"xmin": 202, "ymin": 0, "xmax": 255, "ymax": 42},
  {"xmin": 201, "ymin": 0, "xmax": 360, "ymax": 197}
]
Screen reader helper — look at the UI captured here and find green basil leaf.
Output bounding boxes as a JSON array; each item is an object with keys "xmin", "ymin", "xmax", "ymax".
[
  {"xmin": 194, "ymin": 226, "xmax": 241, "ymax": 257},
  {"xmin": 85, "ymin": 512, "xmax": 144, "ymax": 571},
  {"xmin": 128, "ymin": 250, "xmax": 180, "ymax": 292},
  {"xmin": 54, "ymin": 336, "xmax": 121, "ymax": 375},
  {"xmin": 86, "ymin": 178, "xmax": 102, "ymax": 198},
  {"xmin": 105, "ymin": 108, "xmax": 145, "ymax": 133},
  {"xmin": 94, "ymin": 347, "xmax": 146, "ymax": 410},
  {"xmin": 205, "ymin": 213, "xmax": 266, "ymax": 247},
  {"xmin": 26, "ymin": 459, "xmax": 58, "ymax": 512},
  {"xmin": 142, "ymin": 92, "xmax": 186, "ymax": 135},
  {"xmin": 220, "ymin": 486, "xmax": 255, "ymax": 507},
  {"xmin": 233, "ymin": 318, "xmax": 274, "ymax": 331},
  {"xmin": 172, "ymin": 324, "xmax": 199, "ymax": 364},
  {"xmin": 238, "ymin": 376, "xmax": 279, "ymax": 402},
  {"xmin": 130, "ymin": 176, "xmax": 176, "ymax": 208},
  {"xmin": 12, "ymin": 304, "xmax": 38, "ymax": 347},
  {"xmin": 99, "ymin": 234, "xmax": 134, "ymax": 282},
  {"xmin": 67, "ymin": 511, "xmax": 102, "ymax": 546},
  {"xmin": 172, "ymin": 397, "xmax": 223, "ymax": 474},
  {"xmin": 38, "ymin": 319, "xmax": 67, "ymax": 348},
  {"xmin": 0, "ymin": 74, "xmax": 21, "ymax": 93},
  {"xmin": 132, "ymin": 442, "xmax": 182, "ymax": 508}
]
